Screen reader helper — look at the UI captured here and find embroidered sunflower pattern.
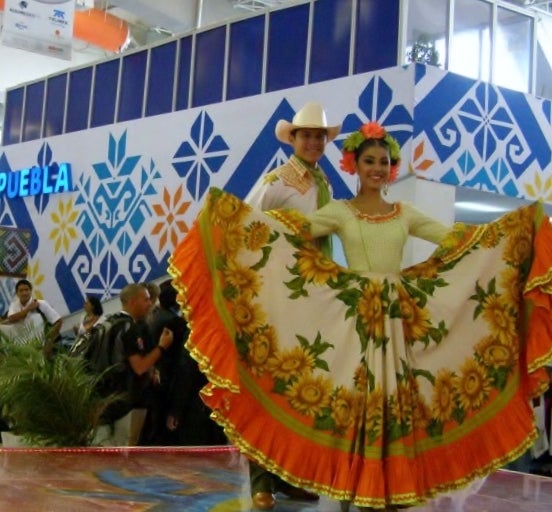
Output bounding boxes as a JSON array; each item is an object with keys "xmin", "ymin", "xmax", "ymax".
[{"xmin": 209, "ymin": 188, "xmax": 534, "ymax": 446}]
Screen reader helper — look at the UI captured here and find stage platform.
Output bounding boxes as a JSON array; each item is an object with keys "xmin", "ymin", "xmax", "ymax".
[{"xmin": 0, "ymin": 446, "xmax": 550, "ymax": 511}]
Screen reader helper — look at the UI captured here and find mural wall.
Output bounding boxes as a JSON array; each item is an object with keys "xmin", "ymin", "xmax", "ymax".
[
  {"xmin": 413, "ymin": 65, "xmax": 552, "ymax": 200},
  {"xmin": 0, "ymin": 63, "xmax": 551, "ymax": 319}
]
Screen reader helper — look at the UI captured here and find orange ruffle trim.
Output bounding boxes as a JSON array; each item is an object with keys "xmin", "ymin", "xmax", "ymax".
[{"xmin": 523, "ymin": 206, "xmax": 552, "ymax": 397}]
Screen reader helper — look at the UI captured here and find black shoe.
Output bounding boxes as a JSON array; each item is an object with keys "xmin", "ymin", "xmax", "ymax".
[{"xmin": 340, "ymin": 501, "xmax": 351, "ymax": 512}]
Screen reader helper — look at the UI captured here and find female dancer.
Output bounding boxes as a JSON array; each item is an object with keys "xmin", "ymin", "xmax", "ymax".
[{"xmin": 169, "ymin": 122, "xmax": 552, "ymax": 510}]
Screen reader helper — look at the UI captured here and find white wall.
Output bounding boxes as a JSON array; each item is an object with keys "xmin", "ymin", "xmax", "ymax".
[{"xmin": 389, "ymin": 176, "xmax": 456, "ymax": 267}]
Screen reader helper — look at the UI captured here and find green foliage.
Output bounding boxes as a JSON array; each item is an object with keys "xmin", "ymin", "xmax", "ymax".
[
  {"xmin": 335, "ymin": 287, "xmax": 362, "ymax": 319},
  {"xmin": 0, "ymin": 332, "xmax": 124, "ymax": 447},
  {"xmin": 342, "ymin": 131, "xmax": 365, "ymax": 152},
  {"xmin": 284, "ymin": 274, "xmax": 309, "ymax": 299},
  {"xmin": 470, "ymin": 278, "xmax": 497, "ymax": 319},
  {"xmin": 296, "ymin": 331, "xmax": 334, "ymax": 372},
  {"xmin": 250, "ymin": 245, "xmax": 273, "ymax": 271},
  {"xmin": 313, "ymin": 407, "xmax": 335, "ymax": 431}
]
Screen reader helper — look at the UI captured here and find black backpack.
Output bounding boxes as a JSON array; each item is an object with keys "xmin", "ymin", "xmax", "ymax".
[{"xmin": 69, "ymin": 312, "xmax": 133, "ymax": 379}]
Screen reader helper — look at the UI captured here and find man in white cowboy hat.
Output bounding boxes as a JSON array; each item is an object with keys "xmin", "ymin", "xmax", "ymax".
[
  {"xmin": 247, "ymin": 100, "xmax": 340, "ymax": 216},
  {"xmin": 245, "ymin": 100, "xmax": 341, "ymax": 510}
]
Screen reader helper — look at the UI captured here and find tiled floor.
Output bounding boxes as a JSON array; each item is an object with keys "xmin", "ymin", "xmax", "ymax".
[{"xmin": 0, "ymin": 446, "xmax": 549, "ymax": 511}]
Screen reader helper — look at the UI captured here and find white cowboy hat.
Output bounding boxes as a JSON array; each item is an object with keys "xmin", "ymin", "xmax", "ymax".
[{"xmin": 275, "ymin": 101, "xmax": 341, "ymax": 144}]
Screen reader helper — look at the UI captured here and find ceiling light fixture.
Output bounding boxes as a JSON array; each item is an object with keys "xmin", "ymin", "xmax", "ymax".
[{"xmin": 233, "ymin": 0, "xmax": 290, "ymax": 12}]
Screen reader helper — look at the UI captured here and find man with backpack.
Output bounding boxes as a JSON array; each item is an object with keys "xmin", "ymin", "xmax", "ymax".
[{"xmin": 73, "ymin": 283, "xmax": 174, "ymax": 439}]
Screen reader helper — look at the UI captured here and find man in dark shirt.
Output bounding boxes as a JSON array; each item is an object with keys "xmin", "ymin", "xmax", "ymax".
[
  {"xmin": 107, "ymin": 283, "xmax": 174, "ymax": 438},
  {"xmin": 147, "ymin": 279, "xmax": 227, "ymax": 446}
]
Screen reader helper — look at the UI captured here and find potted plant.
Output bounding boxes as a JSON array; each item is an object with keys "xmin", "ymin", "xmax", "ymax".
[{"xmin": 0, "ymin": 326, "xmax": 124, "ymax": 447}]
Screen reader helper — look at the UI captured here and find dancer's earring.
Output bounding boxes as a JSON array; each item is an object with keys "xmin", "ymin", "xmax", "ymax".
[{"xmin": 383, "ymin": 183, "xmax": 389, "ymax": 196}]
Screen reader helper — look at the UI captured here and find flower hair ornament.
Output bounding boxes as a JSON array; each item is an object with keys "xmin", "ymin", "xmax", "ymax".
[{"xmin": 339, "ymin": 121, "xmax": 401, "ymax": 183}]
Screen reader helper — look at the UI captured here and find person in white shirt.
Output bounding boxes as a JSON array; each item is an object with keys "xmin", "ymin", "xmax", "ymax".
[{"xmin": 3, "ymin": 279, "xmax": 62, "ymax": 349}]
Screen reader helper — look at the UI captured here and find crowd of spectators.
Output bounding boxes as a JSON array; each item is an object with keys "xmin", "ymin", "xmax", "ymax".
[{"xmin": 0, "ymin": 278, "xmax": 228, "ymax": 448}]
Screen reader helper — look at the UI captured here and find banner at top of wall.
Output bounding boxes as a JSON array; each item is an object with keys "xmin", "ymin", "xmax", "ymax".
[{"xmin": 2, "ymin": 0, "xmax": 75, "ymax": 61}]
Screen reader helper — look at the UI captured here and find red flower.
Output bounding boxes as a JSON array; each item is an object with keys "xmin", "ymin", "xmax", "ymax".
[
  {"xmin": 389, "ymin": 162, "xmax": 400, "ymax": 183},
  {"xmin": 339, "ymin": 151, "xmax": 356, "ymax": 175},
  {"xmin": 360, "ymin": 122, "xmax": 386, "ymax": 140}
]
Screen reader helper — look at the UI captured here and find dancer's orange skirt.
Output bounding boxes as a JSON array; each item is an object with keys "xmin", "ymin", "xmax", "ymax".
[{"xmin": 169, "ymin": 189, "xmax": 552, "ymax": 508}]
